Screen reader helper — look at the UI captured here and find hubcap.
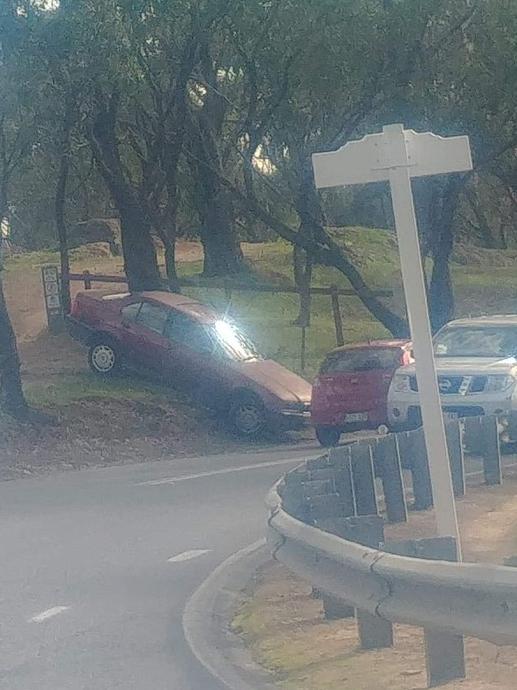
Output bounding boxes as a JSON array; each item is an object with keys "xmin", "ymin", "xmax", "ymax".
[
  {"xmin": 92, "ymin": 345, "xmax": 115, "ymax": 372},
  {"xmin": 235, "ymin": 403, "xmax": 262, "ymax": 434}
]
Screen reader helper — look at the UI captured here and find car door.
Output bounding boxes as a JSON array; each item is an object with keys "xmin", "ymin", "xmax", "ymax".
[
  {"xmin": 163, "ymin": 311, "xmax": 225, "ymax": 405},
  {"xmin": 120, "ymin": 300, "xmax": 171, "ymax": 372}
]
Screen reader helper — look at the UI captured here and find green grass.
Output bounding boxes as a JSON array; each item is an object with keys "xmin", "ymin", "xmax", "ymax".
[
  {"xmin": 24, "ymin": 372, "xmax": 172, "ymax": 408},
  {"xmin": 9, "ymin": 227, "xmax": 517, "ymax": 381}
]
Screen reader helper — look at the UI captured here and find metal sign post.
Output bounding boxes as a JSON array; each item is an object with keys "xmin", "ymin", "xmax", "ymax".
[
  {"xmin": 41, "ymin": 265, "xmax": 63, "ymax": 333},
  {"xmin": 312, "ymin": 123, "xmax": 472, "ymax": 548}
]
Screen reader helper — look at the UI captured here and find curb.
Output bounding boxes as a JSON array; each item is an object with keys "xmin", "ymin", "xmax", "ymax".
[{"xmin": 182, "ymin": 538, "xmax": 278, "ymax": 690}]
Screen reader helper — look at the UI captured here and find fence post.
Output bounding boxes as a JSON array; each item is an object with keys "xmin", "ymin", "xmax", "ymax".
[
  {"xmin": 445, "ymin": 420, "xmax": 466, "ymax": 497},
  {"xmin": 83, "ymin": 270, "xmax": 92, "ymax": 290},
  {"xmin": 410, "ymin": 428, "xmax": 434, "ymax": 510},
  {"xmin": 481, "ymin": 415, "xmax": 502, "ymax": 485},
  {"xmin": 373, "ymin": 435, "xmax": 408, "ymax": 523},
  {"xmin": 330, "ymin": 285, "xmax": 345, "ymax": 347},
  {"xmin": 350, "ymin": 443, "xmax": 378, "ymax": 516}
]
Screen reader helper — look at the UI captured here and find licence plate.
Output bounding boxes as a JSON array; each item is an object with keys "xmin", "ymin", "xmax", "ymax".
[
  {"xmin": 444, "ymin": 411, "xmax": 458, "ymax": 422},
  {"xmin": 345, "ymin": 412, "xmax": 369, "ymax": 423}
]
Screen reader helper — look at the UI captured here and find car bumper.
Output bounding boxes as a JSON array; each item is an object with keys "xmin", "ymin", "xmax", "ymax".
[
  {"xmin": 388, "ymin": 392, "xmax": 517, "ymax": 429},
  {"xmin": 275, "ymin": 407, "xmax": 311, "ymax": 430}
]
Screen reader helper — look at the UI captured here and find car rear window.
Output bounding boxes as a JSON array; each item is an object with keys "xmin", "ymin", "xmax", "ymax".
[{"xmin": 321, "ymin": 348, "xmax": 402, "ymax": 374}]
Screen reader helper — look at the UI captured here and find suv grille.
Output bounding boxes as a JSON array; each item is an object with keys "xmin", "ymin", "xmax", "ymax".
[{"xmin": 409, "ymin": 375, "xmax": 487, "ymax": 394}]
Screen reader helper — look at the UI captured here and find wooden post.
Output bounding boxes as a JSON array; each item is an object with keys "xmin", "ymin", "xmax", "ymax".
[
  {"xmin": 83, "ymin": 270, "xmax": 92, "ymax": 290},
  {"xmin": 348, "ymin": 516, "xmax": 393, "ymax": 650},
  {"xmin": 300, "ymin": 326, "xmax": 307, "ymax": 373},
  {"xmin": 481, "ymin": 415, "xmax": 502, "ymax": 485},
  {"xmin": 350, "ymin": 443, "xmax": 378, "ymax": 516},
  {"xmin": 330, "ymin": 285, "xmax": 345, "ymax": 346},
  {"xmin": 445, "ymin": 421, "xmax": 466, "ymax": 497},
  {"xmin": 410, "ymin": 428, "xmax": 434, "ymax": 510},
  {"xmin": 386, "ymin": 537, "xmax": 465, "ymax": 687},
  {"xmin": 374, "ymin": 436, "xmax": 408, "ymax": 523}
]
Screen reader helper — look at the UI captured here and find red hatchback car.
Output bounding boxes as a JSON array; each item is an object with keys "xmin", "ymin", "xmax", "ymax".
[
  {"xmin": 68, "ymin": 290, "xmax": 312, "ymax": 437},
  {"xmin": 311, "ymin": 340, "xmax": 412, "ymax": 446}
]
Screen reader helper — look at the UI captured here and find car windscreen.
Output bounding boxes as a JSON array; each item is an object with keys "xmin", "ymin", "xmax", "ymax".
[
  {"xmin": 434, "ymin": 326, "xmax": 517, "ymax": 358},
  {"xmin": 210, "ymin": 320, "xmax": 262, "ymax": 361}
]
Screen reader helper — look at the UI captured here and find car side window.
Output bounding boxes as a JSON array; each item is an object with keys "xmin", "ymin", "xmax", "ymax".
[
  {"xmin": 164, "ymin": 312, "xmax": 214, "ymax": 354},
  {"xmin": 121, "ymin": 302, "xmax": 141, "ymax": 322},
  {"xmin": 136, "ymin": 302, "xmax": 170, "ymax": 334}
]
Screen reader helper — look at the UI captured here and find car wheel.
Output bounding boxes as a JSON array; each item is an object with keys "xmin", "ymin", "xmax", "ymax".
[
  {"xmin": 229, "ymin": 392, "xmax": 266, "ymax": 438},
  {"xmin": 88, "ymin": 338, "xmax": 121, "ymax": 377},
  {"xmin": 315, "ymin": 426, "xmax": 341, "ymax": 447}
]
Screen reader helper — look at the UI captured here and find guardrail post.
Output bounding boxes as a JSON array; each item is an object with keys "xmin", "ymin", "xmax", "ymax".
[
  {"xmin": 410, "ymin": 428, "xmax": 433, "ymax": 510},
  {"xmin": 350, "ymin": 443, "xmax": 378, "ymax": 516},
  {"xmin": 386, "ymin": 537, "xmax": 465, "ymax": 687},
  {"xmin": 462, "ymin": 416, "xmax": 482, "ymax": 455},
  {"xmin": 329, "ymin": 446, "xmax": 355, "ymax": 516},
  {"xmin": 315, "ymin": 447, "xmax": 357, "ymax": 620},
  {"xmin": 445, "ymin": 420, "xmax": 465, "ymax": 497},
  {"xmin": 342, "ymin": 516, "xmax": 393, "ymax": 650},
  {"xmin": 396, "ymin": 430, "xmax": 413, "ymax": 470},
  {"xmin": 373, "ymin": 436, "xmax": 408, "ymax": 523},
  {"xmin": 481, "ymin": 415, "xmax": 502, "ymax": 486}
]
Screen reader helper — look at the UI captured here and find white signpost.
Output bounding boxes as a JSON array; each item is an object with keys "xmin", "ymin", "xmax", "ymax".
[{"xmin": 313, "ymin": 123, "xmax": 472, "ymax": 547}]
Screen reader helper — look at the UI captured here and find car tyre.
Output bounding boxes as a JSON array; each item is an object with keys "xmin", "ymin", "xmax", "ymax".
[
  {"xmin": 315, "ymin": 425, "xmax": 341, "ymax": 447},
  {"xmin": 88, "ymin": 337, "xmax": 122, "ymax": 377},
  {"xmin": 228, "ymin": 392, "xmax": 266, "ymax": 438}
]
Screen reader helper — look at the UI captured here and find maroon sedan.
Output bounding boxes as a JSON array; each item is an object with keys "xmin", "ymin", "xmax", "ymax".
[
  {"xmin": 311, "ymin": 340, "xmax": 412, "ymax": 446},
  {"xmin": 69, "ymin": 290, "xmax": 311, "ymax": 437}
]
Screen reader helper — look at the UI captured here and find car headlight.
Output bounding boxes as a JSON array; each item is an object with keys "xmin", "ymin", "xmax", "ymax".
[
  {"xmin": 486, "ymin": 375, "xmax": 517, "ymax": 392},
  {"xmin": 393, "ymin": 375, "xmax": 411, "ymax": 392}
]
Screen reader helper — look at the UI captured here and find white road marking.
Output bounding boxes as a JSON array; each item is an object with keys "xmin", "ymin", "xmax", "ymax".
[
  {"xmin": 29, "ymin": 606, "xmax": 70, "ymax": 623},
  {"xmin": 137, "ymin": 456, "xmax": 312, "ymax": 486},
  {"xmin": 168, "ymin": 549, "xmax": 211, "ymax": 563}
]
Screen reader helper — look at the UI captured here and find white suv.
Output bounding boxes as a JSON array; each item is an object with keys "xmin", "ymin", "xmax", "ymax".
[{"xmin": 388, "ymin": 315, "xmax": 517, "ymax": 439}]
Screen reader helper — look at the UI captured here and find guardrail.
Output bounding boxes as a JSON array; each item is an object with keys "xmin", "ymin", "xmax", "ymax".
[{"xmin": 267, "ymin": 417, "xmax": 517, "ymax": 687}]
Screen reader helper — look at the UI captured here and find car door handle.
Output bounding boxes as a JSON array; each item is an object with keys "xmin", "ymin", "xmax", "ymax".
[{"xmin": 350, "ymin": 378, "xmax": 359, "ymax": 384}]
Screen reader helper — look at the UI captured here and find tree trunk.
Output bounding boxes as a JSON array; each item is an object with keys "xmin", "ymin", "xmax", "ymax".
[
  {"xmin": 0, "ymin": 274, "xmax": 28, "ymax": 419},
  {"xmin": 55, "ymin": 140, "xmax": 71, "ymax": 314},
  {"xmin": 89, "ymin": 93, "xmax": 162, "ymax": 292},
  {"xmin": 118, "ymin": 200, "xmax": 162, "ymax": 292},
  {"xmin": 292, "ymin": 244, "xmax": 313, "ymax": 326},
  {"xmin": 198, "ymin": 190, "xmax": 243, "ymax": 277},
  {"xmin": 429, "ymin": 177, "xmax": 463, "ymax": 331}
]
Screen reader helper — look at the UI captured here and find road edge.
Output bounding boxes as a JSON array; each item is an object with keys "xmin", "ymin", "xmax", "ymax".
[{"xmin": 182, "ymin": 538, "xmax": 278, "ymax": 690}]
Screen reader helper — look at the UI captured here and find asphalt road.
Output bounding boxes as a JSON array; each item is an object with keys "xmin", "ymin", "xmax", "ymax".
[{"xmin": 0, "ymin": 446, "xmax": 317, "ymax": 690}]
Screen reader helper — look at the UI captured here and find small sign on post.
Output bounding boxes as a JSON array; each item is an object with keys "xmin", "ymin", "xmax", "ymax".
[
  {"xmin": 41, "ymin": 265, "xmax": 63, "ymax": 333},
  {"xmin": 313, "ymin": 124, "xmax": 473, "ymax": 551}
]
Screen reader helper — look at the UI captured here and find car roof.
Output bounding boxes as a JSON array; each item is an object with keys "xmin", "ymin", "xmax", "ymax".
[
  {"xmin": 140, "ymin": 291, "xmax": 218, "ymax": 324},
  {"xmin": 326, "ymin": 339, "xmax": 410, "ymax": 356},
  {"xmin": 444, "ymin": 315, "xmax": 517, "ymax": 327}
]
